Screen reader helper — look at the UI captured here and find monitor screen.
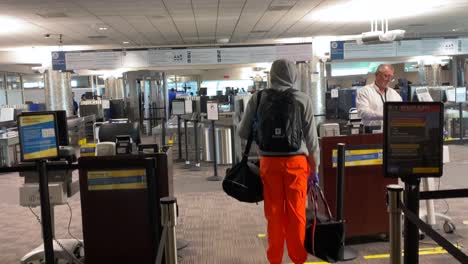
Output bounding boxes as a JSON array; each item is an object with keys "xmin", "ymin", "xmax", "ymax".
[
  {"xmin": 54, "ymin": 110, "xmax": 69, "ymax": 146},
  {"xmin": 0, "ymin": 108, "xmax": 15, "ymax": 122},
  {"xmin": 199, "ymin": 87, "xmax": 207, "ymax": 96}
]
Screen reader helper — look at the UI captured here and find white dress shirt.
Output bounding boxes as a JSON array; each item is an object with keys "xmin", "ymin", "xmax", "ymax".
[{"xmin": 356, "ymin": 82, "xmax": 402, "ymax": 127}]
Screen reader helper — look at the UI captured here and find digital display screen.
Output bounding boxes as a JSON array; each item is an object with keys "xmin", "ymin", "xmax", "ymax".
[
  {"xmin": 18, "ymin": 112, "xmax": 59, "ymax": 161},
  {"xmin": 384, "ymin": 102, "xmax": 443, "ymax": 178}
]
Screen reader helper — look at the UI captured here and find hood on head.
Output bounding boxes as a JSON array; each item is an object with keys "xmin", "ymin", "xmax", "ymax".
[{"xmin": 270, "ymin": 59, "xmax": 296, "ymax": 88}]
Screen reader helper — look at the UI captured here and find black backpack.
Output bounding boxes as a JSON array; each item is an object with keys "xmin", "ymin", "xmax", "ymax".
[{"xmin": 256, "ymin": 88, "xmax": 302, "ymax": 152}]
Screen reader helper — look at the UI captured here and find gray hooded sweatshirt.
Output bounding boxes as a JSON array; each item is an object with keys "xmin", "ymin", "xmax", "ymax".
[{"xmin": 238, "ymin": 59, "xmax": 320, "ymax": 170}]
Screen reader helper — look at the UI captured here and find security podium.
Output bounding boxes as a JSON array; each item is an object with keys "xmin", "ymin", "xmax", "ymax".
[
  {"xmin": 79, "ymin": 151, "xmax": 173, "ymax": 264},
  {"xmin": 320, "ymin": 134, "xmax": 397, "ymax": 239}
]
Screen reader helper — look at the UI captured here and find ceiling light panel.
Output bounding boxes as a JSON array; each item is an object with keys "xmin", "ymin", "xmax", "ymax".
[
  {"xmin": 216, "ymin": 0, "xmax": 246, "ymax": 40},
  {"xmin": 124, "ymin": 16, "xmax": 166, "ymax": 44},
  {"xmin": 164, "ymin": 0, "xmax": 198, "ymax": 40},
  {"xmin": 264, "ymin": 0, "xmax": 323, "ymax": 38},
  {"xmin": 0, "ymin": 16, "xmax": 31, "ymax": 34},
  {"xmin": 148, "ymin": 16, "xmax": 184, "ymax": 43},
  {"xmin": 230, "ymin": 0, "xmax": 272, "ymax": 42},
  {"xmin": 192, "ymin": 0, "xmax": 217, "ymax": 39},
  {"xmin": 100, "ymin": 16, "xmax": 150, "ymax": 45}
]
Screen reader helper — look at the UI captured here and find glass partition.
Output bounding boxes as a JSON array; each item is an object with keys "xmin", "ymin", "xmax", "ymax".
[
  {"xmin": 0, "ymin": 73, "xmax": 6, "ymax": 105},
  {"xmin": 166, "ymin": 75, "xmax": 198, "ymax": 95},
  {"xmin": 6, "ymin": 73, "xmax": 23, "ymax": 105}
]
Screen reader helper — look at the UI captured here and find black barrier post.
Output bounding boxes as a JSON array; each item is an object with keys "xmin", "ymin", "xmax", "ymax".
[
  {"xmin": 207, "ymin": 120, "xmax": 221, "ymax": 181},
  {"xmin": 337, "ymin": 143, "xmax": 345, "ymax": 220},
  {"xmin": 37, "ymin": 160, "xmax": 55, "ymax": 263},
  {"xmin": 403, "ymin": 177, "xmax": 421, "ymax": 264},
  {"xmin": 175, "ymin": 115, "xmax": 183, "ymax": 162},
  {"xmin": 190, "ymin": 120, "xmax": 201, "ymax": 171},
  {"xmin": 336, "ymin": 143, "xmax": 357, "ymax": 261}
]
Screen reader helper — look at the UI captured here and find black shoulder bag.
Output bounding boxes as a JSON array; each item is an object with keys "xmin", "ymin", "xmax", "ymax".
[
  {"xmin": 222, "ymin": 91, "xmax": 263, "ymax": 203},
  {"xmin": 304, "ymin": 184, "xmax": 345, "ymax": 263}
]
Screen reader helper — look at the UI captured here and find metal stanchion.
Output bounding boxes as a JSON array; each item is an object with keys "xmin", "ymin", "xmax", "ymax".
[
  {"xmin": 336, "ymin": 143, "xmax": 357, "ymax": 261},
  {"xmin": 403, "ymin": 177, "xmax": 421, "ymax": 264},
  {"xmin": 161, "ymin": 111, "xmax": 167, "ymax": 147},
  {"xmin": 207, "ymin": 120, "xmax": 221, "ymax": 181},
  {"xmin": 183, "ymin": 120, "xmax": 191, "ymax": 169},
  {"xmin": 175, "ymin": 115, "xmax": 184, "ymax": 162},
  {"xmin": 190, "ymin": 120, "xmax": 201, "ymax": 171},
  {"xmin": 160, "ymin": 197, "xmax": 178, "ymax": 264},
  {"xmin": 230, "ymin": 125, "xmax": 237, "ymax": 166},
  {"xmin": 387, "ymin": 184, "xmax": 404, "ymax": 264},
  {"xmin": 37, "ymin": 160, "xmax": 55, "ymax": 263}
]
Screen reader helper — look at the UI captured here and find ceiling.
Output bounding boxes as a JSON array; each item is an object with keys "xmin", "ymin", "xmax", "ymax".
[{"xmin": 1, "ymin": 0, "xmax": 468, "ymax": 50}]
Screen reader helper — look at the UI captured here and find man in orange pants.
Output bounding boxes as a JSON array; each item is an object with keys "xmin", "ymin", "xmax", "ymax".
[{"xmin": 238, "ymin": 59, "xmax": 320, "ymax": 263}]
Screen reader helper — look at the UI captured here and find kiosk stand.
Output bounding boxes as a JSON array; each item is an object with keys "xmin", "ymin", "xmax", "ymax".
[
  {"xmin": 206, "ymin": 100, "xmax": 221, "ymax": 181},
  {"xmin": 383, "ymin": 102, "xmax": 444, "ymax": 264},
  {"xmin": 172, "ymin": 99, "xmax": 186, "ymax": 162},
  {"xmin": 18, "ymin": 112, "xmax": 61, "ymax": 264}
]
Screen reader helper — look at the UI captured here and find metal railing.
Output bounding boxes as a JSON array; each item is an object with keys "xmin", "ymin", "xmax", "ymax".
[
  {"xmin": 155, "ymin": 197, "xmax": 178, "ymax": 264},
  {"xmin": 387, "ymin": 185, "xmax": 468, "ymax": 263}
]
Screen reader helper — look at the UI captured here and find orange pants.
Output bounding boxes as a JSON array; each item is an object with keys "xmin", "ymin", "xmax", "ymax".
[{"xmin": 260, "ymin": 155, "xmax": 309, "ymax": 264}]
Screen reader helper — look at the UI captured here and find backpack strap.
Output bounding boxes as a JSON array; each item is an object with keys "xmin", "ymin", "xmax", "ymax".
[{"xmin": 241, "ymin": 90, "xmax": 263, "ymax": 162}]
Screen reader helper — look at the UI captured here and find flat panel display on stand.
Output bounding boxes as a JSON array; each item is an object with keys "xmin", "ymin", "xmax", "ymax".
[
  {"xmin": 206, "ymin": 100, "xmax": 219, "ymax": 120},
  {"xmin": 171, "ymin": 99, "xmax": 186, "ymax": 115},
  {"xmin": 18, "ymin": 112, "xmax": 59, "ymax": 161},
  {"xmin": 383, "ymin": 102, "xmax": 444, "ymax": 178}
]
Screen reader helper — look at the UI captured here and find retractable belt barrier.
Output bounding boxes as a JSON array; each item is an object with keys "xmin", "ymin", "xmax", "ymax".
[
  {"xmin": 399, "ymin": 199, "xmax": 468, "ymax": 263},
  {"xmin": 387, "ymin": 186, "xmax": 468, "ymax": 264},
  {"xmin": 420, "ymin": 189, "xmax": 468, "ymax": 200},
  {"xmin": 0, "ymin": 163, "xmax": 79, "ymax": 173}
]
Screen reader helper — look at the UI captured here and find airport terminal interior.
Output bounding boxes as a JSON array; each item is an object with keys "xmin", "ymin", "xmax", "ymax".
[{"xmin": 2, "ymin": 0, "xmax": 468, "ymax": 263}]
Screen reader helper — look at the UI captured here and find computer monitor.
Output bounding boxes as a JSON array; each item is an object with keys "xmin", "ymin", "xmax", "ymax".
[
  {"xmin": 54, "ymin": 110, "xmax": 69, "ymax": 146},
  {"xmin": 456, "ymin": 87, "xmax": 466, "ymax": 102},
  {"xmin": 199, "ymin": 87, "xmax": 207, "ymax": 96},
  {"xmin": 110, "ymin": 99, "xmax": 126, "ymax": 119},
  {"xmin": 215, "ymin": 95, "xmax": 229, "ymax": 104},
  {"xmin": 0, "ymin": 108, "xmax": 15, "ymax": 122},
  {"xmin": 84, "ymin": 92, "xmax": 94, "ymax": 100}
]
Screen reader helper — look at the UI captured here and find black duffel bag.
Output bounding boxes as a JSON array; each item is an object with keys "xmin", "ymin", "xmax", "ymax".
[
  {"xmin": 222, "ymin": 91, "xmax": 263, "ymax": 203},
  {"xmin": 223, "ymin": 157, "xmax": 262, "ymax": 203}
]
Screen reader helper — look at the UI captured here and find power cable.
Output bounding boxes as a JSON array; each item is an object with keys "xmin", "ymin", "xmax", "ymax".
[{"xmin": 28, "ymin": 206, "xmax": 84, "ymax": 264}]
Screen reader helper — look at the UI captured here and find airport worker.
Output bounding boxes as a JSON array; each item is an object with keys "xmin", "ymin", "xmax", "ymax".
[{"xmin": 356, "ymin": 64, "xmax": 402, "ymax": 133}]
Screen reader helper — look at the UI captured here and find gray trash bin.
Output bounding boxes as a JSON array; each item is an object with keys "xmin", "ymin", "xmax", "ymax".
[{"xmin": 203, "ymin": 126, "xmax": 232, "ymax": 165}]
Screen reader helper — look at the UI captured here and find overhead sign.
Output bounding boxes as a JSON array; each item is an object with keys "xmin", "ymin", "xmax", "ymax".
[
  {"xmin": 384, "ymin": 102, "xmax": 444, "ymax": 178},
  {"xmin": 331, "ymin": 37, "xmax": 468, "ymax": 61},
  {"xmin": 345, "ymin": 42, "xmax": 397, "ymax": 59},
  {"xmin": 18, "ymin": 112, "xmax": 59, "ymax": 161},
  {"xmin": 51, "ymin": 51, "xmax": 66, "ymax": 71},
  {"xmin": 330, "ymin": 41, "xmax": 345, "ymax": 60},
  {"xmin": 51, "ymin": 44, "xmax": 313, "ymax": 70}
]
